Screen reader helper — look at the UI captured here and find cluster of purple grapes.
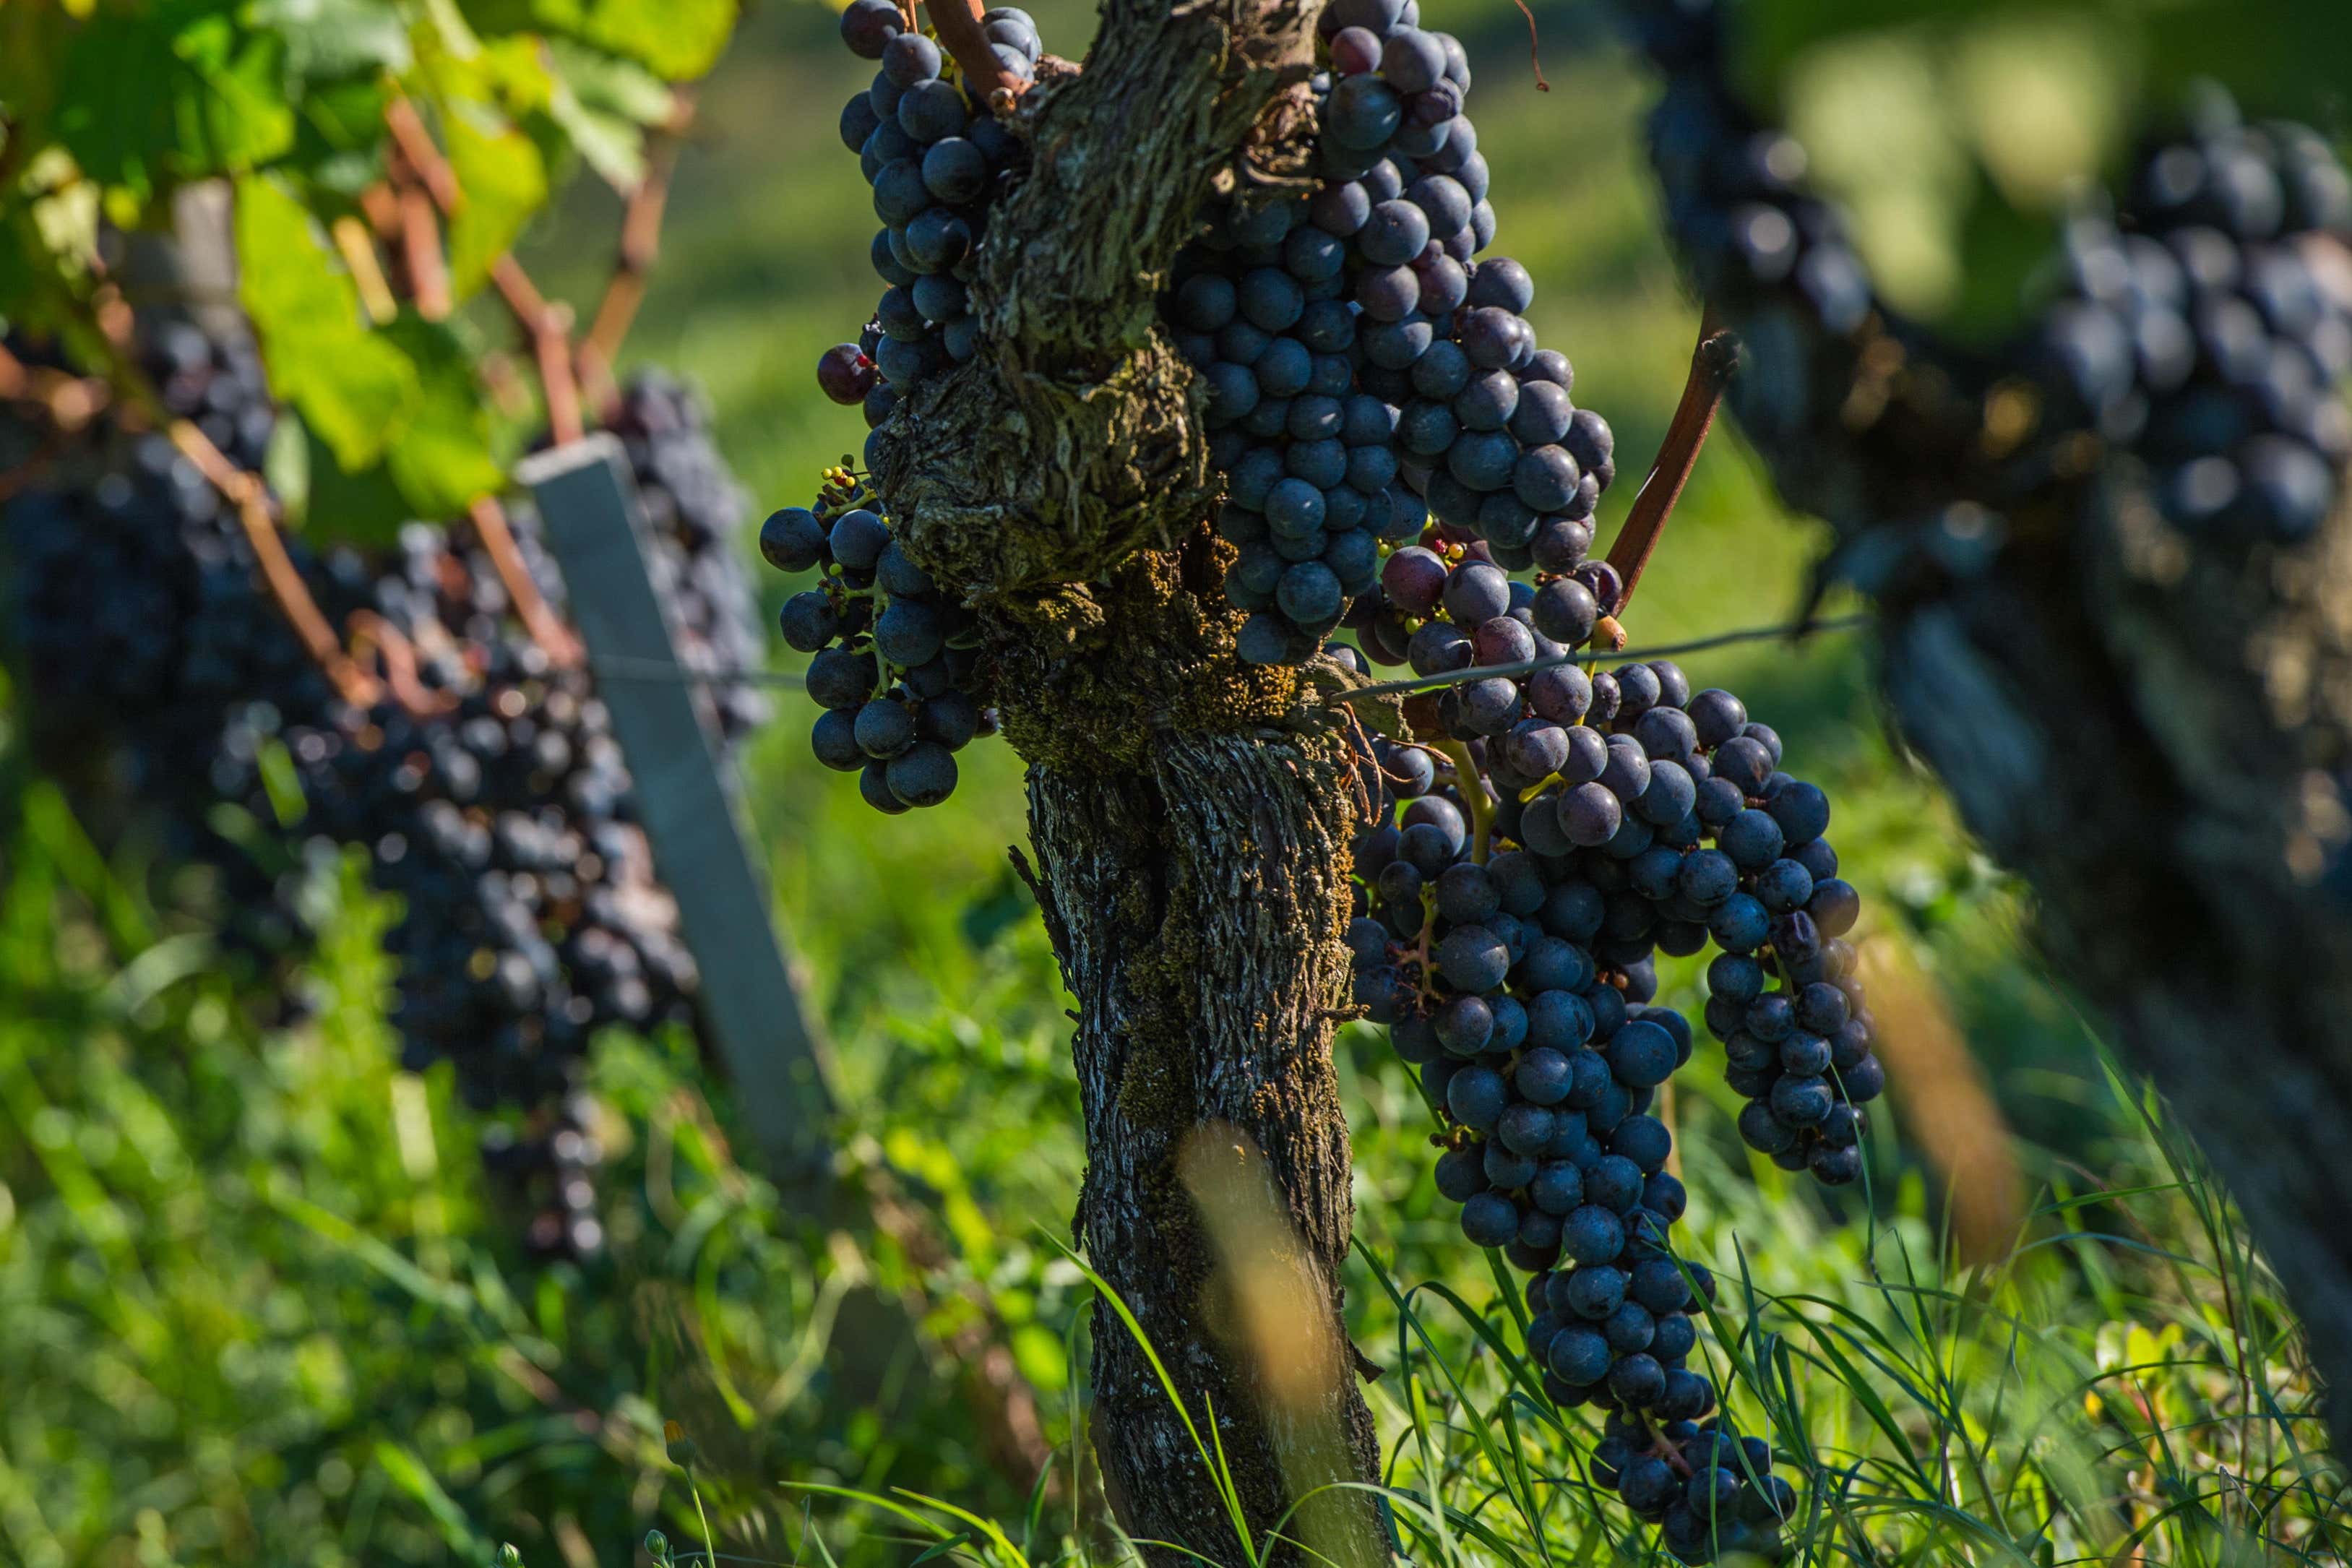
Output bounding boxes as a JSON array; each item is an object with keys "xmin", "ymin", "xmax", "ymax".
[
  {"xmin": 2, "ymin": 324, "xmax": 767, "ymax": 1261},
  {"xmin": 1172, "ymin": 0, "xmax": 1619, "ymax": 661},
  {"xmin": 764, "ymin": 483, "xmax": 995, "ymax": 811},
  {"xmin": 823, "ymin": 0, "xmax": 1042, "ymax": 423},
  {"xmin": 1626, "ymin": 0, "xmax": 2352, "ymax": 551},
  {"xmin": 1593, "ymin": 1413, "xmax": 1798, "ymax": 1562},
  {"xmin": 2043, "ymin": 92, "xmax": 2352, "ymax": 544},
  {"xmin": 1345, "ymin": 624, "xmax": 1878, "ymax": 1558}
]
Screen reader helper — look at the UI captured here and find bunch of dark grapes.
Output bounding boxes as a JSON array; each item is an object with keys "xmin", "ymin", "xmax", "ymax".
[
  {"xmin": 785, "ymin": 0, "xmax": 1853, "ymax": 1546},
  {"xmin": 1374, "ymin": 542, "xmax": 1613, "ymax": 761},
  {"xmin": 1622, "ymin": 0, "xmax": 2352, "ymax": 555},
  {"xmin": 822, "ymin": 0, "xmax": 1041, "ymax": 428},
  {"xmin": 2038, "ymin": 92, "xmax": 2352, "ymax": 544},
  {"xmin": 4, "ymin": 320, "xmax": 345, "ymax": 980},
  {"xmin": 481, "ymin": 1096, "xmax": 609, "ymax": 1257},
  {"xmin": 764, "ymin": 477, "xmax": 994, "ymax": 811},
  {"xmin": 1346, "ymin": 651, "xmax": 1876, "ymax": 1560},
  {"xmin": 800, "ymin": 0, "xmax": 1623, "ymax": 673},
  {"xmin": 1167, "ymin": 0, "xmax": 1619, "ymax": 661},
  {"xmin": 1, "ymin": 319, "xmax": 768, "ymax": 1260}
]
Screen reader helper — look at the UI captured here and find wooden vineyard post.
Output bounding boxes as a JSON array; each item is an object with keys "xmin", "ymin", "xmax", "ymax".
[{"xmin": 518, "ymin": 436, "xmax": 834, "ymax": 1181}]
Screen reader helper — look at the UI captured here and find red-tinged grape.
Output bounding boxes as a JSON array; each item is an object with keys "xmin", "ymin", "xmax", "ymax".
[{"xmin": 817, "ymin": 342, "xmax": 879, "ymax": 405}]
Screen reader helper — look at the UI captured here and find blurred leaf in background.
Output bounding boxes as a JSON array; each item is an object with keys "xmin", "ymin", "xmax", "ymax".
[{"xmin": 1731, "ymin": 0, "xmax": 2349, "ymax": 342}]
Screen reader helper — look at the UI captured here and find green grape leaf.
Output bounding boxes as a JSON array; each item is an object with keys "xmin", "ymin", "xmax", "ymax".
[
  {"xmin": 298, "ymin": 421, "xmax": 416, "ymax": 543},
  {"xmin": 540, "ymin": 38, "xmax": 674, "ymax": 188},
  {"xmin": 457, "ymin": 0, "xmax": 735, "ymax": 82},
  {"xmin": 376, "ymin": 313, "xmax": 504, "ymax": 520},
  {"xmin": 249, "ymin": 0, "xmax": 413, "ymax": 84},
  {"xmin": 236, "ymin": 173, "xmax": 415, "ymax": 473},
  {"xmin": 547, "ymin": 38, "xmax": 676, "ymax": 126},
  {"xmin": 576, "ymin": 0, "xmax": 736, "ymax": 79},
  {"xmin": 443, "ymin": 104, "xmax": 549, "ymax": 300},
  {"xmin": 53, "ymin": 1, "xmax": 297, "ymax": 203},
  {"xmin": 279, "ymin": 75, "xmax": 397, "ymax": 197},
  {"xmin": 543, "ymin": 79, "xmax": 647, "ymax": 190},
  {"xmin": 285, "ymin": 316, "xmax": 504, "ymax": 545}
]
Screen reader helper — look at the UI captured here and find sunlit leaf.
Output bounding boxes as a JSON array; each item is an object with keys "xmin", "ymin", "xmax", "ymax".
[
  {"xmin": 235, "ymin": 173, "xmax": 415, "ymax": 473},
  {"xmin": 251, "ymin": 0, "xmax": 412, "ymax": 83},
  {"xmin": 53, "ymin": 1, "xmax": 297, "ymax": 202},
  {"xmin": 443, "ymin": 104, "xmax": 548, "ymax": 301},
  {"xmin": 547, "ymin": 38, "xmax": 675, "ymax": 126},
  {"xmin": 542, "ymin": 36, "xmax": 673, "ymax": 187},
  {"xmin": 377, "ymin": 313, "xmax": 504, "ymax": 520},
  {"xmin": 457, "ymin": 0, "xmax": 736, "ymax": 82},
  {"xmin": 543, "ymin": 79, "xmax": 645, "ymax": 190}
]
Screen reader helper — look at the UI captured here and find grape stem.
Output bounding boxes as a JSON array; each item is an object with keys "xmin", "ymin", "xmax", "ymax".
[
  {"xmin": 469, "ymin": 496, "xmax": 585, "ymax": 669},
  {"xmin": 329, "ymin": 215, "xmax": 400, "ymax": 323},
  {"xmin": 1436, "ymin": 739, "xmax": 1493, "ymax": 863},
  {"xmin": 167, "ymin": 419, "xmax": 385, "ymax": 710},
  {"xmin": 397, "ymin": 181, "xmax": 452, "ymax": 321},
  {"xmin": 1604, "ymin": 314, "xmax": 1739, "ymax": 619},
  {"xmin": 580, "ymin": 87, "xmax": 700, "ymax": 413},
  {"xmin": 382, "ymin": 96, "xmax": 593, "ymax": 673},
  {"xmin": 383, "ymin": 98, "xmax": 585, "ymax": 444},
  {"xmin": 925, "ymin": 0, "xmax": 1028, "ymax": 110},
  {"xmin": 346, "ymin": 610, "xmax": 459, "ymax": 715}
]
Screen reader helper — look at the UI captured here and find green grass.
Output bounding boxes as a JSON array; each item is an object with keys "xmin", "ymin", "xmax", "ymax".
[{"xmin": 1, "ymin": 7, "xmax": 2343, "ymax": 1567}]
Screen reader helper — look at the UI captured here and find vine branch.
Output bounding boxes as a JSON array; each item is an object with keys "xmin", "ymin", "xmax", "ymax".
[
  {"xmin": 399, "ymin": 184, "xmax": 453, "ymax": 322},
  {"xmin": 1604, "ymin": 314, "xmax": 1738, "ymax": 620},
  {"xmin": 346, "ymin": 609, "xmax": 458, "ymax": 715},
  {"xmin": 382, "ymin": 97, "xmax": 584, "ymax": 441},
  {"xmin": 167, "ymin": 418, "xmax": 383, "ymax": 709},
  {"xmin": 924, "ymin": 0, "xmax": 1026, "ymax": 111},
  {"xmin": 580, "ymin": 88, "xmax": 699, "ymax": 411},
  {"xmin": 379, "ymin": 95, "xmax": 586, "ymax": 668},
  {"xmin": 468, "ymin": 494, "xmax": 584, "ymax": 668}
]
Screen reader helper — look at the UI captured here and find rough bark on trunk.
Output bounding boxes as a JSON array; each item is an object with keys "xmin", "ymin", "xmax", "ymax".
[
  {"xmin": 864, "ymin": 0, "xmax": 1395, "ymax": 1554},
  {"xmin": 1026, "ymin": 720, "xmax": 1382, "ymax": 1556}
]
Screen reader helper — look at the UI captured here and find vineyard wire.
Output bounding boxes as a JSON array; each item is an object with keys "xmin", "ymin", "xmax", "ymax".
[{"xmin": 577, "ymin": 611, "xmax": 1873, "ymax": 694}]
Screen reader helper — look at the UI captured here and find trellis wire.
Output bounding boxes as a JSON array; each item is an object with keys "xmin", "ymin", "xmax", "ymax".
[
  {"xmin": 1328, "ymin": 612, "xmax": 1873, "ymax": 704},
  {"xmin": 580, "ymin": 611, "xmax": 1873, "ymax": 698}
]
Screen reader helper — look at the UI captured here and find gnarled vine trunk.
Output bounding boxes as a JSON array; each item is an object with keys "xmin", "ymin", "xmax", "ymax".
[
  {"xmin": 1698, "ymin": 283, "xmax": 2352, "ymax": 1426},
  {"xmin": 866, "ymin": 0, "xmax": 1394, "ymax": 1554},
  {"xmin": 1026, "ymin": 723, "xmax": 1380, "ymax": 1554},
  {"xmin": 1868, "ymin": 478, "xmax": 2352, "ymax": 1427}
]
